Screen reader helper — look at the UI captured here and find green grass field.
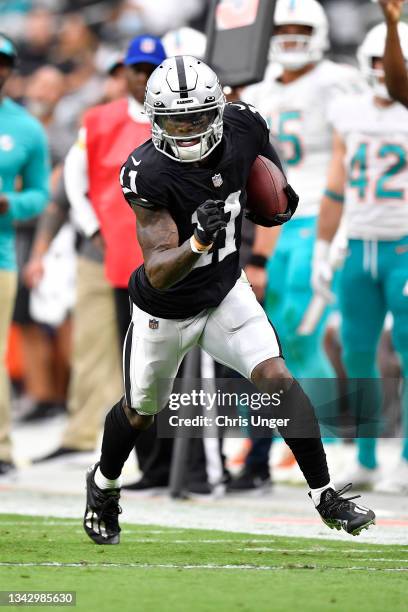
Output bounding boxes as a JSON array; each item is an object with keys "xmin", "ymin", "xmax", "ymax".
[{"xmin": 0, "ymin": 514, "xmax": 407, "ymax": 612}]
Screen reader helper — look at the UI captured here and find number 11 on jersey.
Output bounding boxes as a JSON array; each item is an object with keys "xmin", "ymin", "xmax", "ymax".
[{"xmin": 192, "ymin": 191, "xmax": 241, "ymax": 268}]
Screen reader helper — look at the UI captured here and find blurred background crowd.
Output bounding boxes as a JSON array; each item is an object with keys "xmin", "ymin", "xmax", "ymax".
[
  {"xmin": 0, "ymin": 0, "xmax": 395, "ymax": 111},
  {"xmin": 1, "ymin": 0, "xmax": 405, "ymax": 494}
]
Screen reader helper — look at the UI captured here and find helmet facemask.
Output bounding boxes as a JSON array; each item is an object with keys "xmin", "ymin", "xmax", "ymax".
[
  {"xmin": 366, "ymin": 61, "xmax": 392, "ymax": 101},
  {"xmin": 148, "ymin": 98, "xmax": 224, "ymax": 163},
  {"xmin": 271, "ymin": 29, "xmax": 318, "ymax": 70}
]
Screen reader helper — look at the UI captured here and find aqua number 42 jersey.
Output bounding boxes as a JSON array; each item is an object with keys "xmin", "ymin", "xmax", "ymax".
[{"xmin": 328, "ymin": 92, "xmax": 408, "ymax": 241}]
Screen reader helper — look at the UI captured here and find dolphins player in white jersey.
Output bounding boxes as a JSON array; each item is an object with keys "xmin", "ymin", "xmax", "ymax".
[
  {"xmin": 313, "ymin": 22, "xmax": 408, "ymax": 494},
  {"xmin": 234, "ymin": 0, "xmax": 363, "ymax": 484},
  {"xmin": 242, "ymin": 0, "xmax": 363, "ymax": 381}
]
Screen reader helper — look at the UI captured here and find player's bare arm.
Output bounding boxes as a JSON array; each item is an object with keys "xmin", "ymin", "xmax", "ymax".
[
  {"xmin": 380, "ymin": 0, "xmax": 408, "ymax": 106},
  {"xmin": 35, "ymin": 201, "xmax": 67, "ymax": 248},
  {"xmin": 132, "ymin": 199, "xmax": 226, "ymax": 290},
  {"xmin": 245, "ymin": 225, "xmax": 281, "ymax": 302},
  {"xmin": 317, "ymin": 130, "xmax": 346, "ymax": 243},
  {"xmin": 312, "ymin": 130, "xmax": 346, "ymax": 300},
  {"xmin": 23, "ymin": 201, "xmax": 67, "ymax": 288}
]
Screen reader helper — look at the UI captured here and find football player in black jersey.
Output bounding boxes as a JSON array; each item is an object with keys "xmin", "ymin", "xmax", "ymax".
[{"xmin": 83, "ymin": 56, "xmax": 375, "ymax": 544}]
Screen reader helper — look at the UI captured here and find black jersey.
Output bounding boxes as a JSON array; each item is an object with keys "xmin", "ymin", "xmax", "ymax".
[{"xmin": 120, "ymin": 102, "xmax": 281, "ymax": 319}]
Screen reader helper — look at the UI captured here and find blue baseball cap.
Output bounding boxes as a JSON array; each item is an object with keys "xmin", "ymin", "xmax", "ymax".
[
  {"xmin": 124, "ymin": 34, "xmax": 166, "ymax": 67},
  {"xmin": 0, "ymin": 33, "xmax": 17, "ymax": 64}
]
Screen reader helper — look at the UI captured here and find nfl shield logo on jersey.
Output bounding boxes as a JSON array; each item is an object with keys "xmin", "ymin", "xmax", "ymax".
[
  {"xmin": 212, "ymin": 173, "xmax": 223, "ymax": 188},
  {"xmin": 149, "ymin": 318, "xmax": 159, "ymax": 330}
]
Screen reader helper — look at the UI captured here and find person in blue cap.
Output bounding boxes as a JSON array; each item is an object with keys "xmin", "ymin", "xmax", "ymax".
[{"xmin": 0, "ymin": 33, "xmax": 50, "ymax": 475}]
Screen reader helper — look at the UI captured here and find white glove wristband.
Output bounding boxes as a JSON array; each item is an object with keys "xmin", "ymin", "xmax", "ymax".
[{"xmin": 190, "ymin": 235, "xmax": 213, "ymax": 254}]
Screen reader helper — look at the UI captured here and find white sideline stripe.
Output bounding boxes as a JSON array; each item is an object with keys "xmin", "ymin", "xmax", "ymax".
[
  {"xmin": 0, "ymin": 522, "xmax": 183, "ymax": 534},
  {"xmin": 0, "ymin": 521, "xmax": 80, "ymax": 526},
  {"xmin": 116, "ymin": 538, "xmax": 280, "ymax": 544},
  {"xmin": 241, "ymin": 547, "xmax": 408, "ymax": 556},
  {"xmin": 0, "ymin": 562, "xmax": 407, "ymax": 572}
]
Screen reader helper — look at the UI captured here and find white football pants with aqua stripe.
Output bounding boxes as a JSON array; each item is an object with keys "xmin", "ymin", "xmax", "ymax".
[
  {"xmin": 264, "ymin": 217, "xmax": 334, "ymax": 438},
  {"xmin": 339, "ymin": 238, "xmax": 408, "ymax": 467}
]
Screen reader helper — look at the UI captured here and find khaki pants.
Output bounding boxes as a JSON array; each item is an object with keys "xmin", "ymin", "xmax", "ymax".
[
  {"xmin": 0, "ymin": 270, "xmax": 17, "ymax": 462},
  {"xmin": 61, "ymin": 257, "xmax": 122, "ymax": 450}
]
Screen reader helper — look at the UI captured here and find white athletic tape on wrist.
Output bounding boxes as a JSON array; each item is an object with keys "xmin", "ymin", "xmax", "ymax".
[{"xmin": 190, "ymin": 235, "xmax": 213, "ymax": 254}]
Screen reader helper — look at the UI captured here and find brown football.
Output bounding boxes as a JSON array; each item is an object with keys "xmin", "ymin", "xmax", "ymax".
[{"xmin": 246, "ymin": 155, "xmax": 288, "ymax": 220}]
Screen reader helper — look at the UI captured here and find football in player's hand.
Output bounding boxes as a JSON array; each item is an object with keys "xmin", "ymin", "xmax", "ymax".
[{"xmin": 246, "ymin": 155, "xmax": 288, "ymax": 220}]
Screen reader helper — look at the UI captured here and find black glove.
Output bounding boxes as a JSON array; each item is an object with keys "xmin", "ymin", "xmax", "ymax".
[
  {"xmin": 194, "ymin": 199, "xmax": 227, "ymax": 245},
  {"xmin": 245, "ymin": 184, "xmax": 300, "ymax": 228}
]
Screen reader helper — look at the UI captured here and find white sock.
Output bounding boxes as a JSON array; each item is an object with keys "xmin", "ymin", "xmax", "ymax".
[
  {"xmin": 94, "ymin": 466, "xmax": 122, "ymax": 490},
  {"xmin": 310, "ymin": 481, "xmax": 336, "ymax": 507}
]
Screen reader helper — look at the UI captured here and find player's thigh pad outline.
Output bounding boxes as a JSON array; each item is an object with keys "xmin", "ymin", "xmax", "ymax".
[
  {"xmin": 200, "ymin": 272, "xmax": 282, "ymax": 379},
  {"xmin": 123, "ymin": 304, "xmax": 206, "ymax": 415},
  {"xmin": 339, "ymin": 240, "xmax": 386, "ymax": 353}
]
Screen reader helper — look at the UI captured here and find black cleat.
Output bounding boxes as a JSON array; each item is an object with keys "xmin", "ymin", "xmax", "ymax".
[
  {"xmin": 83, "ymin": 462, "xmax": 122, "ymax": 545},
  {"xmin": 312, "ymin": 483, "xmax": 376, "ymax": 536}
]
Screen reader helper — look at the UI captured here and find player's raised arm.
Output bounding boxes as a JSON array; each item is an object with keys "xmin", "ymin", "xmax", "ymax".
[
  {"xmin": 380, "ymin": 0, "xmax": 408, "ymax": 106},
  {"xmin": 312, "ymin": 129, "xmax": 346, "ymax": 300},
  {"xmin": 131, "ymin": 199, "xmax": 226, "ymax": 290}
]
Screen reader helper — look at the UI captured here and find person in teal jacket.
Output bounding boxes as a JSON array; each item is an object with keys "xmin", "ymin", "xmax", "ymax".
[{"xmin": 0, "ymin": 33, "xmax": 49, "ymax": 475}]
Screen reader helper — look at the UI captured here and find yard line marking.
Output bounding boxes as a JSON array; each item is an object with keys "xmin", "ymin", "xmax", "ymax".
[{"xmin": 0, "ymin": 562, "xmax": 407, "ymax": 572}]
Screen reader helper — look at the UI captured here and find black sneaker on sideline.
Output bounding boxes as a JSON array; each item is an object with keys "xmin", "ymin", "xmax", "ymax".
[
  {"xmin": 122, "ymin": 475, "xmax": 168, "ymax": 491},
  {"xmin": 0, "ymin": 460, "xmax": 16, "ymax": 476},
  {"xmin": 83, "ymin": 462, "xmax": 122, "ymax": 545},
  {"xmin": 227, "ymin": 467, "xmax": 271, "ymax": 492},
  {"xmin": 33, "ymin": 447, "xmax": 89, "ymax": 464},
  {"xmin": 187, "ymin": 480, "xmax": 212, "ymax": 495},
  {"xmin": 312, "ymin": 483, "xmax": 376, "ymax": 536},
  {"xmin": 20, "ymin": 402, "xmax": 66, "ymax": 423}
]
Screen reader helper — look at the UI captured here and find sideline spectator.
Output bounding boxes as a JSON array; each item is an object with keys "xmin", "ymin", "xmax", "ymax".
[
  {"xmin": 31, "ymin": 37, "xmax": 169, "ymax": 471},
  {"xmin": 0, "ymin": 34, "xmax": 49, "ymax": 475},
  {"xmin": 17, "ymin": 8, "xmax": 56, "ymax": 76},
  {"xmin": 24, "ymin": 56, "xmax": 132, "ymax": 458},
  {"xmin": 24, "ymin": 65, "xmax": 71, "ymax": 166},
  {"xmin": 25, "ymin": 176, "xmax": 123, "ymax": 456},
  {"xmin": 13, "ymin": 64, "xmax": 73, "ymax": 422}
]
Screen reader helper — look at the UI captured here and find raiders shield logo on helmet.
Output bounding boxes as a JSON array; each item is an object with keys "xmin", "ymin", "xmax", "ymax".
[{"xmin": 149, "ymin": 319, "xmax": 159, "ymax": 329}]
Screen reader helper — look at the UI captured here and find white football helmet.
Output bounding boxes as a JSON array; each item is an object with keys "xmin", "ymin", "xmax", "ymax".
[
  {"xmin": 270, "ymin": 0, "xmax": 329, "ymax": 70},
  {"xmin": 162, "ymin": 27, "xmax": 207, "ymax": 60},
  {"xmin": 357, "ymin": 22, "xmax": 408, "ymax": 100},
  {"xmin": 144, "ymin": 55, "xmax": 225, "ymax": 163}
]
